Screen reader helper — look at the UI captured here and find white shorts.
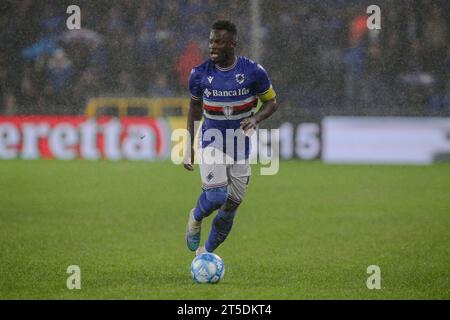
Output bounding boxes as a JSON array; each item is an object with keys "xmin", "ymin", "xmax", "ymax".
[{"xmin": 199, "ymin": 147, "xmax": 251, "ymax": 204}]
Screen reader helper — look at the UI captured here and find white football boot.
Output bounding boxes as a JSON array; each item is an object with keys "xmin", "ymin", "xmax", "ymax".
[{"xmin": 186, "ymin": 208, "xmax": 202, "ymax": 251}]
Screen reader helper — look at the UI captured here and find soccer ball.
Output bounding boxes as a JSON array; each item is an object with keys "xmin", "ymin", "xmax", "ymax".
[{"xmin": 190, "ymin": 253, "xmax": 225, "ymax": 284}]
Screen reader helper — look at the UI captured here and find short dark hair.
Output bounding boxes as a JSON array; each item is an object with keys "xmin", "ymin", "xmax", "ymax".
[{"xmin": 211, "ymin": 20, "xmax": 237, "ymax": 36}]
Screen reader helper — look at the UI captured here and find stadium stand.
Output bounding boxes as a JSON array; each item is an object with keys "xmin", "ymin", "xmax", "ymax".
[{"xmin": 0, "ymin": 0, "xmax": 449, "ymax": 119}]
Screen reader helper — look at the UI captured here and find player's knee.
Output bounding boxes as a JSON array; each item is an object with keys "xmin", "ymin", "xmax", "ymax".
[
  {"xmin": 205, "ymin": 186, "xmax": 228, "ymax": 207},
  {"xmin": 220, "ymin": 197, "xmax": 241, "ymax": 212}
]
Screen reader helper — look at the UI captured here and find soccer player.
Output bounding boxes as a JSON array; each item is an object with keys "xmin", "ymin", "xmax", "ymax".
[{"xmin": 184, "ymin": 20, "xmax": 277, "ymax": 255}]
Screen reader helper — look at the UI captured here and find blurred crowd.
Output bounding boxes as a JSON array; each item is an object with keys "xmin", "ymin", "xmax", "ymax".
[
  {"xmin": 0, "ymin": 0, "xmax": 449, "ymax": 118},
  {"xmin": 265, "ymin": 0, "xmax": 450, "ymax": 119}
]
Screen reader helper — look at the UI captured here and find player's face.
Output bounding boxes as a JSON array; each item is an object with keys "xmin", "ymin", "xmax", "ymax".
[{"xmin": 209, "ymin": 30, "xmax": 235, "ymax": 64}]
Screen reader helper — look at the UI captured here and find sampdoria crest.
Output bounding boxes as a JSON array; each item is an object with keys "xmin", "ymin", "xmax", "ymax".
[
  {"xmin": 223, "ymin": 105, "xmax": 233, "ymax": 118},
  {"xmin": 235, "ymin": 73, "xmax": 245, "ymax": 84}
]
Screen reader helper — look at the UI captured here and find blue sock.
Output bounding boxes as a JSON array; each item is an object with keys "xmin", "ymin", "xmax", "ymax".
[
  {"xmin": 205, "ymin": 209, "xmax": 236, "ymax": 252},
  {"xmin": 193, "ymin": 187, "xmax": 227, "ymax": 221}
]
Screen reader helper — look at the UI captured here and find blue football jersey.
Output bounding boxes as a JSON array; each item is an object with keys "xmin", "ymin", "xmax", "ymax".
[{"xmin": 188, "ymin": 56, "xmax": 276, "ymax": 159}]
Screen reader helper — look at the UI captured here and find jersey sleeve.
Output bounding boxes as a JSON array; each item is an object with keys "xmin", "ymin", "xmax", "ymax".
[
  {"xmin": 254, "ymin": 64, "xmax": 276, "ymax": 102},
  {"xmin": 188, "ymin": 67, "xmax": 203, "ymax": 100}
]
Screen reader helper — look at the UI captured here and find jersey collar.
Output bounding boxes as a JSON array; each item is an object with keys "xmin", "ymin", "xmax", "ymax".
[{"xmin": 215, "ymin": 56, "xmax": 238, "ymax": 72}]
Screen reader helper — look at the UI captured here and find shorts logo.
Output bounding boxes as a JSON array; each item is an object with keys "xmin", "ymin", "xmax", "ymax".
[
  {"xmin": 223, "ymin": 105, "xmax": 233, "ymax": 118},
  {"xmin": 235, "ymin": 73, "xmax": 245, "ymax": 84},
  {"xmin": 206, "ymin": 172, "xmax": 214, "ymax": 181}
]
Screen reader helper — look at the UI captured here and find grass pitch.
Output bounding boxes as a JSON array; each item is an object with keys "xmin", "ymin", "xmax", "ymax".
[{"xmin": 0, "ymin": 160, "xmax": 449, "ymax": 299}]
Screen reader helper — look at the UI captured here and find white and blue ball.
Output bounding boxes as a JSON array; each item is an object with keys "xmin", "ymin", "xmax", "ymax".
[{"xmin": 190, "ymin": 253, "xmax": 225, "ymax": 284}]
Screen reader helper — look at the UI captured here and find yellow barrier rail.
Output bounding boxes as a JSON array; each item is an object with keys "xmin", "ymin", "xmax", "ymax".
[{"xmin": 85, "ymin": 97, "xmax": 190, "ymax": 117}]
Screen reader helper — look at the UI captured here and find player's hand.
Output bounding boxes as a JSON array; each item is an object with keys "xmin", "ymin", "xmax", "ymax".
[
  {"xmin": 183, "ymin": 147, "xmax": 195, "ymax": 171},
  {"xmin": 240, "ymin": 116, "xmax": 257, "ymax": 135}
]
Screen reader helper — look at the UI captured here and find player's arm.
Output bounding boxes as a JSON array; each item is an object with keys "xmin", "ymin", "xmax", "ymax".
[
  {"xmin": 184, "ymin": 97, "xmax": 203, "ymax": 171},
  {"xmin": 241, "ymin": 87, "xmax": 278, "ymax": 132},
  {"xmin": 185, "ymin": 67, "xmax": 203, "ymax": 171},
  {"xmin": 241, "ymin": 64, "xmax": 278, "ymax": 132}
]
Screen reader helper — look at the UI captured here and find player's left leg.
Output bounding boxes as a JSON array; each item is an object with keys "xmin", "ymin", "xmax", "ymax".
[
  {"xmin": 186, "ymin": 148, "xmax": 228, "ymax": 251},
  {"xmin": 205, "ymin": 163, "xmax": 251, "ymax": 253}
]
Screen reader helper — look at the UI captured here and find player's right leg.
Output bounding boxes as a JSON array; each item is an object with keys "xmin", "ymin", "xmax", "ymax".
[
  {"xmin": 186, "ymin": 148, "xmax": 228, "ymax": 251},
  {"xmin": 204, "ymin": 163, "xmax": 251, "ymax": 253},
  {"xmin": 186, "ymin": 186, "xmax": 227, "ymax": 251}
]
